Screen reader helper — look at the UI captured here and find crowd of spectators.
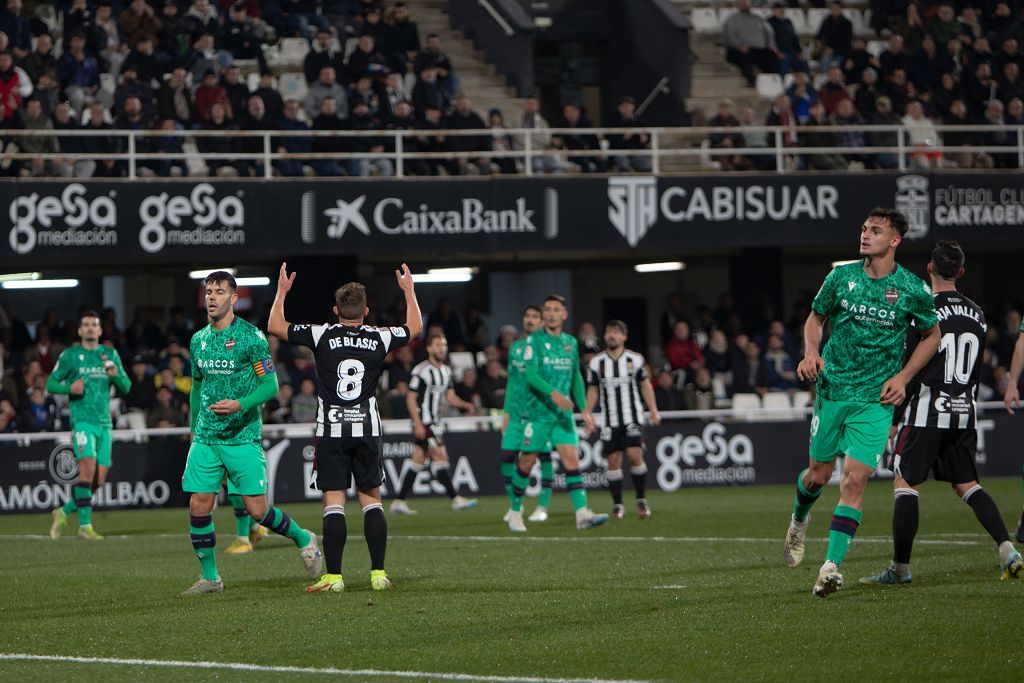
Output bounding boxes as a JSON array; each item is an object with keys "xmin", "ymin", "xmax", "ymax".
[
  {"xmin": 714, "ymin": 0, "xmax": 1024, "ymax": 170},
  {"xmin": 2, "ymin": 290, "xmax": 1022, "ymax": 432}
]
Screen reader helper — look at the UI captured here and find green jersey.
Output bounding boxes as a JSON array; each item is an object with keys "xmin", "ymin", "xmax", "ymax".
[
  {"xmin": 503, "ymin": 338, "xmax": 529, "ymax": 418},
  {"xmin": 48, "ymin": 345, "xmax": 130, "ymax": 428},
  {"xmin": 190, "ymin": 316, "xmax": 274, "ymax": 445},
  {"xmin": 523, "ymin": 330, "xmax": 580, "ymax": 422},
  {"xmin": 812, "ymin": 261, "xmax": 938, "ymax": 403}
]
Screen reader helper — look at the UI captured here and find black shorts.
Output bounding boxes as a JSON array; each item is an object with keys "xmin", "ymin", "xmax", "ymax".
[
  {"xmin": 889, "ymin": 426, "xmax": 979, "ymax": 486},
  {"xmin": 414, "ymin": 423, "xmax": 444, "ymax": 451},
  {"xmin": 600, "ymin": 424, "xmax": 644, "ymax": 453},
  {"xmin": 311, "ymin": 436, "xmax": 384, "ymax": 492}
]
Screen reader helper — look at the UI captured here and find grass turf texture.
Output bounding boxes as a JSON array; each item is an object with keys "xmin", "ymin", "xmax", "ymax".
[{"xmin": 1, "ymin": 478, "xmax": 1023, "ymax": 682}]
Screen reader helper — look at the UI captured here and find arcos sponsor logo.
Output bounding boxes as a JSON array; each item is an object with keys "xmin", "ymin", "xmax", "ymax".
[
  {"xmin": 654, "ymin": 422, "xmax": 755, "ymax": 491},
  {"xmin": 138, "ymin": 184, "xmax": 245, "ymax": 253},
  {"xmin": 8, "ymin": 184, "xmax": 117, "ymax": 254}
]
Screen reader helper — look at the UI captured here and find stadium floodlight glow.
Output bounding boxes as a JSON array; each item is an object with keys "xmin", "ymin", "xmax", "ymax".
[
  {"xmin": 235, "ymin": 277, "xmax": 271, "ymax": 287},
  {"xmin": 189, "ymin": 268, "xmax": 238, "ymax": 279},
  {"xmin": 634, "ymin": 261, "xmax": 685, "ymax": 273},
  {"xmin": 411, "ymin": 272, "xmax": 473, "ymax": 283},
  {"xmin": 427, "ymin": 267, "xmax": 478, "ymax": 277},
  {"xmin": 831, "ymin": 259, "xmax": 860, "ymax": 268},
  {"xmin": 1, "ymin": 278, "xmax": 79, "ymax": 290},
  {"xmin": 0, "ymin": 271, "xmax": 42, "ymax": 282}
]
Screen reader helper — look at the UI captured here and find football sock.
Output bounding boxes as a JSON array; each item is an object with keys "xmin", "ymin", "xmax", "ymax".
[
  {"xmin": 398, "ymin": 461, "xmax": 425, "ymax": 501},
  {"xmin": 363, "ymin": 503, "xmax": 387, "ymax": 570},
  {"xmin": 962, "ymin": 485, "xmax": 1011, "ymax": 545},
  {"xmin": 189, "ymin": 514, "xmax": 218, "ymax": 581},
  {"xmin": 892, "ymin": 487, "xmax": 919, "ymax": 566},
  {"xmin": 431, "ymin": 461, "xmax": 457, "ymax": 499},
  {"xmin": 322, "ymin": 504, "xmax": 346, "ymax": 575},
  {"xmin": 259, "ymin": 507, "xmax": 311, "ymax": 547},
  {"xmin": 825, "ymin": 504, "xmax": 862, "ymax": 565},
  {"xmin": 606, "ymin": 468, "xmax": 624, "ymax": 505},
  {"xmin": 61, "ymin": 497, "xmax": 77, "ymax": 515},
  {"xmin": 630, "ymin": 463, "xmax": 648, "ymax": 500},
  {"xmin": 792, "ymin": 468, "xmax": 823, "ymax": 523},
  {"xmin": 501, "ymin": 451, "xmax": 516, "ymax": 503},
  {"xmin": 228, "ymin": 494, "xmax": 251, "ymax": 540},
  {"xmin": 510, "ymin": 464, "xmax": 530, "ymax": 513},
  {"xmin": 538, "ymin": 454, "xmax": 554, "ymax": 508},
  {"xmin": 565, "ymin": 469, "xmax": 587, "ymax": 511},
  {"xmin": 74, "ymin": 481, "xmax": 93, "ymax": 526}
]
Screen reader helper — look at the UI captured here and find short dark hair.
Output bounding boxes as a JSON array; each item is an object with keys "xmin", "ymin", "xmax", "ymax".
[
  {"xmin": 523, "ymin": 304, "xmax": 542, "ymax": 317},
  {"xmin": 335, "ymin": 282, "xmax": 367, "ymax": 320},
  {"xmin": 931, "ymin": 239, "xmax": 965, "ymax": 279},
  {"xmin": 426, "ymin": 333, "xmax": 446, "ymax": 347},
  {"xmin": 79, "ymin": 310, "xmax": 100, "ymax": 324},
  {"xmin": 204, "ymin": 271, "xmax": 237, "ymax": 291},
  {"xmin": 868, "ymin": 207, "xmax": 909, "ymax": 237},
  {"xmin": 543, "ymin": 293, "xmax": 566, "ymax": 307},
  {"xmin": 606, "ymin": 319, "xmax": 629, "ymax": 335}
]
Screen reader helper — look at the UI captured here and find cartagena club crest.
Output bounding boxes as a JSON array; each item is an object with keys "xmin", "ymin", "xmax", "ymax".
[
  {"xmin": 225, "ymin": 338, "xmax": 236, "ymax": 350},
  {"xmin": 886, "ymin": 289, "xmax": 899, "ymax": 303}
]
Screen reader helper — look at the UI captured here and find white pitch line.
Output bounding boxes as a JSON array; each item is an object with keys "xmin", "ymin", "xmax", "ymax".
[
  {"xmin": 0, "ymin": 653, "xmax": 648, "ymax": 683},
  {"xmin": 651, "ymin": 585, "xmax": 688, "ymax": 590}
]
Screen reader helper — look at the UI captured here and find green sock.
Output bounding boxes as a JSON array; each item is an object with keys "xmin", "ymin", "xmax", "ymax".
[
  {"xmin": 565, "ymin": 471, "xmax": 587, "ymax": 511},
  {"xmin": 73, "ymin": 484, "xmax": 93, "ymax": 526},
  {"xmin": 825, "ymin": 504, "xmax": 863, "ymax": 565},
  {"xmin": 511, "ymin": 465, "xmax": 530, "ymax": 513},
  {"xmin": 501, "ymin": 455, "xmax": 515, "ymax": 504},
  {"xmin": 538, "ymin": 458, "xmax": 555, "ymax": 508},
  {"xmin": 792, "ymin": 469, "xmax": 823, "ymax": 523},
  {"xmin": 260, "ymin": 507, "xmax": 311, "ymax": 547},
  {"xmin": 228, "ymin": 494, "xmax": 251, "ymax": 540},
  {"xmin": 62, "ymin": 498, "xmax": 77, "ymax": 515},
  {"xmin": 189, "ymin": 515, "xmax": 219, "ymax": 581}
]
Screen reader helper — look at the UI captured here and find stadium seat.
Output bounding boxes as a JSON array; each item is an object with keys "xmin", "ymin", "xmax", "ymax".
[
  {"xmin": 731, "ymin": 392, "xmax": 762, "ymax": 420},
  {"xmin": 277, "ymin": 37, "xmax": 310, "ymax": 65},
  {"xmin": 756, "ymin": 73, "xmax": 784, "ymax": 100},
  {"xmin": 344, "ymin": 36, "xmax": 360, "ymax": 61},
  {"xmin": 182, "ymin": 140, "xmax": 206, "ymax": 177},
  {"xmin": 711, "ymin": 373, "xmax": 728, "ymax": 399},
  {"xmin": 717, "ymin": 8, "xmax": 737, "ymax": 25},
  {"xmin": 278, "ymin": 72, "xmax": 308, "ymax": 102},
  {"xmin": 812, "ymin": 72, "xmax": 828, "ymax": 89},
  {"xmin": 121, "ymin": 411, "xmax": 147, "ymax": 430},
  {"xmin": 699, "ymin": 139, "xmax": 723, "ymax": 171},
  {"xmin": 866, "ymin": 40, "xmax": 886, "ymax": 58},
  {"xmin": 448, "ymin": 351, "xmax": 475, "ymax": 380},
  {"xmin": 784, "ymin": 8, "xmax": 808, "ymax": 35},
  {"xmin": 99, "ymin": 72, "xmax": 116, "ymax": 98},
  {"xmin": 751, "ymin": 7, "xmax": 771, "ymax": 19},
  {"xmin": 783, "ymin": 72, "xmax": 796, "ymax": 89},
  {"xmin": 843, "ymin": 9, "xmax": 868, "ymax": 36},
  {"xmin": 792, "ymin": 390, "xmax": 813, "ymax": 410},
  {"xmin": 689, "ymin": 8, "xmax": 720, "ymax": 34},
  {"xmin": 806, "ymin": 8, "xmax": 828, "ymax": 34},
  {"xmin": 761, "ymin": 392, "xmax": 794, "ymax": 419}
]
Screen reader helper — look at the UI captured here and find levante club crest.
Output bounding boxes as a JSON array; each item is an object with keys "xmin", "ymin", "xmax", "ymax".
[
  {"xmin": 886, "ymin": 289, "xmax": 900, "ymax": 304},
  {"xmin": 225, "ymin": 338, "xmax": 236, "ymax": 350}
]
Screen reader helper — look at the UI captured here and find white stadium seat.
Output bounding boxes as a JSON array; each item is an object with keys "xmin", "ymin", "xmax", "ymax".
[
  {"xmin": 792, "ymin": 390, "xmax": 813, "ymax": 410},
  {"xmin": 785, "ymin": 8, "xmax": 808, "ymax": 35},
  {"xmin": 276, "ymin": 37, "xmax": 310, "ymax": 65},
  {"xmin": 866, "ymin": 40, "xmax": 886, "ymax": 58},
  {"xmin": 690, "ymin": 8, "xmax": 721, "ymax": 34},
  {"xmin": 762, "ymin": 392, "xmax": 794, "ymax": 419},
  {"xmin": 448, "ymin": 352, "xmax": 476, "ymax": 381},
  {"xmin": 806, "ymin": 8, "xmax": 829, "ymax": 34},
  {"xmin": 717, "ymin": 7, "xmax": 738, "ymax": 25},
  {"xmin": 278, "ymin": 72, "xmax": 308, "ymax": 102},
  {"xmin": 756, "ymin": 73, "xmax": 784, "ymax": 100},
  {"xmin": 731, "ymin": 393, "xmax": 762, "ymax": 420},
  {"xmin": 844, "ymin": 9, "xmax": 868, "ymax": 36}
]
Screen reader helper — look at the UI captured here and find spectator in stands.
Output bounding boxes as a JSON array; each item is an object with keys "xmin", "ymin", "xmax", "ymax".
[
  {"xmin": 19, "ymin": 98, "xmax": 58, "ymax": 177},
  {"xmin": 273, "ymin": 99, "xmax": 310, "ymax": 177},
  {"xmin": 150, "ymin": 117, "xmax": 188, "ymax": 177},
  {"xmin": 349, "ymin": 74, "xmax": 380, "ymax": 114},
  {"xmin": 198, "ymin": 100, "xmax": 238, "ymax": 176},
  {"xmin": 958, "ymin": 5, "xmax": 984, "ymax": 46},
  {"xmin": 52, "ymin": 102, "xmax": 91, "ymax": 178},
  {"xmin": 147, "ymin": 385, "xmax": 184, "ymax": 428},
  {"xmin": 763, "ymin": 334, "xmax": 797, "ymax": 391},
  {"xmin": 359, "ymin": 5, "xmax": 387, "ymax": 51},
  {"xmin": 156, "ymin": 66, "xmax": 195, "ymax": 127},
  {"xmin": 387, "ymin": 345, "xmax": 415, "ymax": 387},
  {"xmin": 415, "ymin": 33, "xmax": 458, "ymax": 100},
  {"xmin": 832, "ymin": 98, "xmax": 867, "ymax": 167},
  {"xmin": 765, "ymin": 93, "xmax": 798, "ymax": 160},
  {"xmin": 0, "ymin": 0, "xmax": 30, "ymax": 60},
  {"xmin": 186, "ymin": 33, "xmax": 231, "ymax": 84},
  {"xmin": 731, "ymin": 340, "xmax": 768, "ymax": 396},
  {"xmin": 478, "ymin": 360, "xmax": 506, "ymax": 410},
  {"xmin": 125, "ymin": 354, "xmax": 155, "ymax": 411},
  {"xmin": 786, "ymin": 70, "xmax": 817, "ymax": 122},
  {"xmin": 157, "ymin": 0, "xmax": 193, "ymax": 68},
  {"xmin": 704, "ymin": 329, "xmax": 732, "ymax": 376},
  {"xmin": 385, "ymin": 99, "xmax": 422, "ymax": 171},
  {"xmin": 386, "ymin": 2, "xmax": 420, "ymax": 74},
  {"xmin": 879, "ymin": 34, "xmax": 909, "ymax": 79},
  {"xmin": 606, "ymin": 95, "xmax": 652, "ymax": 173},
  {"xmin": 931, "ymin": 72, "xmax": 962, "ymax": 118},
  {"xmin": 285, "ymin": 0, "xmax": 329, "ymax": 41},
  {"xmin": 708, "ymin": 97, "xmax": 752, "ymax": 171},
  {"xmin": 818, "ymin": 64, "xmax": 850, "ymax": 115},
  {"xmin": 116, "ymin": 95, "xmax": 158, "ymax": 175},
  {"xmin": 93, "ymin": 1, "xmax": 127, "ymax": 80},
  {"xmin": 265, "ymin": 382, "xmax": 293, "ymax": 424},
  {"xmin": 194, "ymin": 69, "xmax": 229, "ymax": 121},
  {"xmin": 311, "ymin": 96, "xmax": 346, "ymax": 177},
  {"xmin": 303, "ymin": 29, "xmax": 344, "ymax": 84},
  {"xmin": 32, "ymin": 72, "xmax": 59, "ymax": 119},
  {"xmin": 185, "ymin": 0, "xmax": 221, "ymax": 41},
  {"xmin": 488, "ymin": 108, "xmax": 517, "ymax": 174},
  {"xmin": 880, "ymin": 67, "xmax": 910, "ymax": 114},
  {"xmin": 802, "ymin": 100, "xmax": 847, "ymax": 170},
  {"xmin": 1006, "ymin": 98, "xmax": 1024, "ymax": 152},
  {"xmin": 114, "ymin": 66, "xmax": 156, "ymax": 116},
  {"xmin": 815, "ymin": 0, "xmax": 853, "ymax": 73},
  {"xmin": 683, "ymin": 367, "xmax": 715, "ymax": 412},
  {"xmin": 120, "ymin": 0, "xmax": 163, "ymax": 50},
  {"xmin": 124, "ymin": 36, "xmax": 160, "ymax": 87},
  {"xmin": 654, "ymin": 369, "xmax": 686, "ymax": 411},
  {"xmin": 346, "ymin": 33, "xmax": 389, "ymax": 84},
  {"xmin": 377, "ymin": 70, "xmax": 411, "ymax": 119},
  {"xmin": 427, "ymin": 299, "xmax": 464, "ymax": 348},
  {"xmin": 444, "ymin": 95, "xmax": 491, "ymax": 175},
  {"xmin": 665, "ymin": 321, "xmax": 703, "ymax": 377},
  {"xmin": 306, "ymin": 65, "xmax": 348, "ymax": 120},
  {"xmin": 519, "ymin": 94, "xmax": 565, "ymax": 173},
  {"xmin": 552, "ymin": 102, "xmax": 604, "ymax": 172},
  {"xmin": 254, "ymin": 70, "xmax": 285, "ymax": 121},
  {"xmin": 987, "ymin": 3, "xmax": 1020, "ymax": 47},
  {"xmin": 221, "ymin": 65, "xmax": 249, "ymax": 119},
  {"xmin": 909, "ymin": 34, "xmax": 952, "ymax": 92},
  {"xmin": 412, "ymin": 102, "xmax": 446, "ymax": 175},
  {"xmin": 411, "ymin": 64, "xmax": 445, "ymax": 113},
  {"xmin": 82, "ymin": 102, "xmax": 124, "ymax": 177},
  {"xmin": 346, "ymin": 98, "xmax": 393, "ymax": 176},
  {"xmin": 768, "ymin": 2, "xmax": 807, "ymax": 75},
  {"xmin": 983, "ymin": 99, "xmax": 1015, "ymax": 168},
  {"xmin": 738, "ymin": 105, "xmax": 771, "ymax": 169},
  {"xmin": 722, "ymin": 0, "xmax": 780, "ymax": 87},
  {"xmin": 999, "ymin": 63, "xmax": 1024, "ymax": 106},
  {"xmin": 843, "ymin": 37, "xmax": 877, "ymax": 86},
  {"xmin": 223, "ymin": 0, "xmax": 270, "ymax": 72},
  {"xmin": 18, "ymin": 373, "xmax": 57, "ymax": 432},
  {"xmin": 901, "ymin": 100, "xmax": 939, "ymax": 169},
  {"xmin": 942, "ymin": 98, "xmax": 989, "ymax": 169},
  {"xmin": 22, "ymin": 33, "xmax": 56, "ymax": 85},
  {"xmin": 57, "ymin": 33, "xmax": 103, "ymax": 114},
  {"xmin": 854, "ymin": 67, "xmax": 881, "ymax": 118}
]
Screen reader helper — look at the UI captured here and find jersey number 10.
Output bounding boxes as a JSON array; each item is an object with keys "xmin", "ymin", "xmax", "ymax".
[{"xmin": 938, "ymin": 332, "xmax": 979, "ymax": 385}]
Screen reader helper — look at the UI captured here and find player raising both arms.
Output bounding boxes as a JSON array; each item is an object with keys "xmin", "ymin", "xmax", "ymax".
[
  {"xmin": 181, "ymin": 271, "xmax": 322, "ymax": 596},
  {"xmin": 48, "ymin": 311, "xmax": 132, "ymax": 541},
  {"xmin": 860, "ymin": 241, "xmax": 1022, "ymax": 586},
  {"xmin": 1003, "ymin": 308, "xmax": 1024, "ymax": 542},
  {"xmin": 270, "ymin": 263, "xmax": 421, "ymax": 592},
  {"xmin": 783, "ymin": 208, "xmax": 940, "ymax": 598},
  {"xmin": 507, "ymin": 294, "xmax": 608, "ymax": 532}
]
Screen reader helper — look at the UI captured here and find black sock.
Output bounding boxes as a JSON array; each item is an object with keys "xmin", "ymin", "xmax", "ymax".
[
  {"xmin": 432, "ymin": 461, "xmax": 457, "ymax": 498},
  {"xmin": 964, "ymin": 486, "xmax": 1010, "ymax": 545},
  {"xmin": 363, "ymin": 503, "xmax": 387, "ymax": 570},
  {"xmin": 892, "ymin": 489, "xmax": 919, "ymax": 565},
  {"xmin": 606, "ymin": 469, "xmax": 623, "ymax": 505},
  {"xmin": 631, "ymin": 463, "xmax": 648, "ymax": 500},
  {"xmin": 398, "ymin": 462, "xmax": 423, "ymax": 500},
  {"xmin": 322, "ymin": 504, "xmax": 347, "ymax": 574}
]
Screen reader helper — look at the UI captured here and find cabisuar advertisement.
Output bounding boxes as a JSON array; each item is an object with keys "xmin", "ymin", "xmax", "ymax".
[
  {"xmin": 1, "ymin": 414, "xmax": 1019, "ymax": 514},
  {"xmin": 2, "ymin": 173, "xmax": 1022, "ymax": 265}
]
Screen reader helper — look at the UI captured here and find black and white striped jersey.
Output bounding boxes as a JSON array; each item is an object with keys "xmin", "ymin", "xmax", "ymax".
[
  {"xmin": 587, "ymin": 350, "xmax": 649, "ymax": 428},
  {"xmin": 899, "ymin": 291, "xmax": 986, "ymax": 430},
  {"xmin": 409, "ymin": 361, "xmax": 453, "ymax": 425},
  {"xmin": 287, "ymin": 323, "xmax": 411, "ymax": 437}
]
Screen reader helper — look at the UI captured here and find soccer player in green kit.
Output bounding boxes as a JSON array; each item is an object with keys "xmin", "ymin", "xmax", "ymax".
[
  {"xmin": 500, "ymin": 305, "xmax": 557, "ymax": 523},
  {"xmin": 783, "ymin": 208, "xmax": 940, "ymax": 598},
  {"xmin": 180, "ymin": 271, "xmax": 322, "ymax": 596},
  {"xmin": 47, "ymin": 311, "xmax": 132, "ymax": 541},
  {"xmin": 506, "ymin": 294, "xmax": 608, "ymax": 532}
]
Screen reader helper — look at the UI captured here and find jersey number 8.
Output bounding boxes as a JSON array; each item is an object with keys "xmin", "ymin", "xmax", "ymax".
[{"xmin": 336, "ymin": 359, "xmax": 366, "ymax": 401}]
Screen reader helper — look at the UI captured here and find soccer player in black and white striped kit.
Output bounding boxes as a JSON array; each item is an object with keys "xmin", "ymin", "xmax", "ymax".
[
  {"xmin": 860, "ymin": 241, "xmax": 1023, "ymax": 585},
  {"xmin": 585, "ymin": 320, "xmax": 661, "ymax": 519},
  {"xmin": 390, "ymin": 333, "xmax": 479, "ymax": 515}
]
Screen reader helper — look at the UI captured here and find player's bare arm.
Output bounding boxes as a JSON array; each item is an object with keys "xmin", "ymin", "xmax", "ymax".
[
  {"xmin": 640, "ymin": 377, "xmax": 661, "ymax": 426},
  {"xmin": 406, "ymin": 389, "xmax": 426, "ymax": 439},
  {"xmin": 1005, "ymin": 333, "xmax": 1024, "ymax": 414},
  {"xmin": 881, "ymin": 322, "xmax": 940, "ymax": 406},
  {"xmin": 585, "ymin": 385, "xmax": 599, "ymax": 413},
  {"xmin": 268, "ymin": 261, "xmax": 296, "ymax": 340},
  {"xmin": 395, "ymin": 263, "xmax": 423, "ymax": 338},
  {"xmin": 446, "ymin": 388, "xmax": 476, "ymax": 415},
  {"xmin": 797, "ymin": 311, "xmax": 828, "ymax": 382}
]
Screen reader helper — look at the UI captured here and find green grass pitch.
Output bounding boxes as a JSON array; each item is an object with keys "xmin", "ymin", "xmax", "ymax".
[{"xmin": 1, "ymin": 478, "xmax": 1022, "ymax": 681}]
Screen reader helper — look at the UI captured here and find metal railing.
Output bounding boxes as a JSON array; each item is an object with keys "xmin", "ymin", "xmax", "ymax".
[{"xmin": 1, "ymin": 124, "xmax": 1022, "ymax": 179}]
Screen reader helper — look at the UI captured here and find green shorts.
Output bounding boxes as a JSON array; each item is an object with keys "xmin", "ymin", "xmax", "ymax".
[
  {"xmin": 182, "ymin": 441, "xmax": 267, "ymax": 496},
  {"xmin": 521, "ymin": 418, "xmax": 578, "ymax": 453},
  {"xmin": 809, "ymin": 396, "xmax": 893, "ymax": 469},
  {"xmin": 72, "ymin": 424, "xmax": 112, "ymax": 467},
  {"xmin": 501, "ymin": 418, "xmax": 525, "ymax": 452}
]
